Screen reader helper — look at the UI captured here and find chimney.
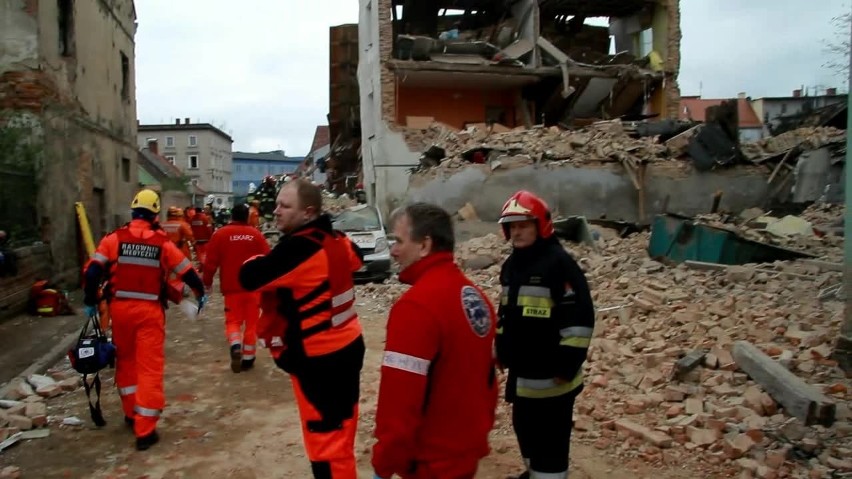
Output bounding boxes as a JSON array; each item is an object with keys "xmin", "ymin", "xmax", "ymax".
[
  {"xmin": 147, "ymin": 138, "xmax": 159, "ymax": 155},
  {"xmin": 184, "ymin": 117, "xmax": 190, "ymax": 125},
  {"xmin": 737, "ymin": 92, "xmax": 746, "ymax": 99},
  {"xmin": 793, "ymin": 89, "xmax": 802, "ymax": 98},
  {"xmin": 827, "ymin": 87, "xmax": 837, "ymax": 96},
  {"xmin": 175, "ymin": 118, "xmax": 180, "ymax": 125}
]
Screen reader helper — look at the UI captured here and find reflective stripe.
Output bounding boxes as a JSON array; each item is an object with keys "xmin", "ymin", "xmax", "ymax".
[
  {"xmin": 243, "ymin": 345, "xmax": 256, "ymax": 352},
  {"xmin": 516, "ymin": 371, "xmax": 583, "ymax": 399},
  {"xmin": 500, "ymin": 287, "xmax": 509, "ymax": 306},
  {"xmin": 134, "ymin": 405, "xmax": 161, "ymax": 417},
  {"xmin": 229, "ymin": 339, "xmax": 241, "ymax": 346},
  {"xmin": 560, "ymin": 326, "xmax": 594, "ymax": 338},
  {"xmin": 243, "ymin": 354, "xmax": 255, "ymax": 360},
  {"xmin": 114, "ymin": 290, "xmax": 159, "ymax": 301},
  {"xmin": 382, "ymin": 351, "xmax": 430, "ymax": 376},
  {"xmin": 92, "ymin": 252, "xmax": 109, "ymax": 264},
  {"xmin": 496, "ymin": 326, "xmax": 503, "ymax": 334},
  {"xmin": 173, "ymin": 258, "xmax": 191, "ymax": 274},
  {"xmin": 518, "ymin": 285, "xmax": 551, "ymax": 297},
  {"xmin": 118, "ymin": 256, "xmax": 160, "ymax": 267},
  {"xmin": 119, "ymin": 385, "xmax": 137, "ymax": 396},
  {"xmin": 530, "ymin": 470, "xmax": 567, "ymax": 479},
  {"xmin": 331, "ymin": 306, "xmax": 356, "ymax": 326},
  {"xmin": 560, "ymin": 337, "xmax": 591, "ymax": 348},
  {"xmin": 332, "ymin": 288, "xmax": 355, "ymax": 307}
]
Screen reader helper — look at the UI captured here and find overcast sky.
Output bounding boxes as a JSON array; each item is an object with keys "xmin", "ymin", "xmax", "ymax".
[{"xmin": 135, "ymin": 1, "xmax": 849, "ymax": 155}]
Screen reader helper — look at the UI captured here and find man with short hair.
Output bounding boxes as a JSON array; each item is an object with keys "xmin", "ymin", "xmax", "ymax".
[
  {"xmin": 372, "ymin": 203, "xmax": 498, "ymax": 479},
  {"xmin": 239, "ymin": 179, "xmax": 365, "ymax": 479},
  {"xmin": 203, "ymin": 203, "xmax": 270, "ymax": 373}
]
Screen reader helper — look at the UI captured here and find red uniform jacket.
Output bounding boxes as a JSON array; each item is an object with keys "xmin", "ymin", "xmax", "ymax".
[
  {"xmin": 203, "ymin": 221, "xmax": 269, "ymax": 294},
  {"xmin": 372, "ymin": 252, "xmax": 498, "ymax": 478},
  {"xmin": 191, "ymin": 212, "xmax": 213, "ymax": 242}
]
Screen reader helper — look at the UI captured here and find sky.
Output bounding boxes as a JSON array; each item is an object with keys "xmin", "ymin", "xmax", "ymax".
[{"xmin": 134, "ymin": 0, "xmax": 850, "ymax": 155}]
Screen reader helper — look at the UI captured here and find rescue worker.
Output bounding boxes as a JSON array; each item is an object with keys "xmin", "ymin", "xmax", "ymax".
[
  {"xmin": 83, "ymin": 189, "xmax": 207, "ymax": 451},
  {"xmin": 203, "ymin": 203, "xmax": 270, "ymax": 373},
  {"xmin": 248, "ymin": 200, "xmax": 261, "ymax": 228},
  {"xmin": 190, "ymin": 206, "xmax": 213, "ymax": 268},
  {"xmin": 372, "ymin": 203, "xmax": 498, "ymax": 479},
  {"xmin": 239, "ymin": 179, "xmax": 365, "ymax": 479},
  {"xmin": 161, "ymin": 206, "xmax": 195, "ymax": 260},
  {"xmin": 495, "ymin": 191, "xmax": 595, "ymax": 479}
]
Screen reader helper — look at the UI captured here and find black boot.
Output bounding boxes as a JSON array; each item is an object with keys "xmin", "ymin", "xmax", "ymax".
[
  {"xmin": 240, "ymin": 358, "xmax": 255, "ymax": 371},
  {"xmin": 124, "ymin": 416, "xmax": 135, "ymax": 428},
  {"xmin": 230, "ymin": 344, "xmax": 242, "ymax": 373},
  {"xmin": 135, "ymin": 430, "xmax": 159, "ymax": 451}
]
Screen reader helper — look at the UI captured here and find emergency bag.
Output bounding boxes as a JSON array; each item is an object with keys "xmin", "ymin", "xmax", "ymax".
[{"xmin": 67, "ymin": 313, "xmax": 115, "ymax": 427}]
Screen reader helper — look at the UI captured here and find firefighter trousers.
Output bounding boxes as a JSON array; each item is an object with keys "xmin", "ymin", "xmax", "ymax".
[
  {"xmin": 110, "ymin": 300, "xmax": 166, "ymax": 438},
  {"xmin": 285, "ymin": 336, "xmax": 365, "ymax": 479},
  {"xmin": 512, "ymin": 392, "xmax": 576, "ymax": 478},
  {"xmin": 223, "ymin": 292, "xmax": 259, "ymax": 359}
]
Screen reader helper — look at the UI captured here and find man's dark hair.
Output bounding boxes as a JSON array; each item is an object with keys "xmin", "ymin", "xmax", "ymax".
[
  {"xmin": 287, "ymin": 179, "xmax": 323, "ymax": 213},
  {"xmin": 391, "ymin": 202, "xmax": 454, "ymax": 253},
  {"xmin": 231, "ymin": 203, "xmax": 249, "ymax": 222}
]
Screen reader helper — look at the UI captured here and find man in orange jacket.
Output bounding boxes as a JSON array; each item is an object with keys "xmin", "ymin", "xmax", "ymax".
[
  {"xmin": 248, "ymin": 200, "xmax": 261, "ymax": 228},
  {"xmin": 190, "ymin": 207, "xmax": 213, "ymax": 268},
  {"xmin": 372, "ymin": 203, "xmax": 498, "ymax": 479},
  {"xmin": 203, "ymin": 203, "xmax": 270, "ymax": 373},
  {"xmin": 83, "ymin": 190, "xmax": 206, "ymax": 451},
  {"xmin": 239, "ymin": 179, "xmax": 364, "ymax": 479},
  {"xmin": 162, "ymin": 206, "xmax": 195, "ymax": 260}
]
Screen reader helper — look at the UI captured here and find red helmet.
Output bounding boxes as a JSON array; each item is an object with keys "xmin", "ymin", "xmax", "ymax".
[{"xmin": 498, "ymin": 190, "xmax": 554, "ymax": 239}]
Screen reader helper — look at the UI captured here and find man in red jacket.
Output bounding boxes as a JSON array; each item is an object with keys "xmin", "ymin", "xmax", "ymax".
[
  {"xmin": 191, "ymin": 207, "xmax": 214, "ymax": 270},
  {"xmin": 372, "ymin": 203, "xmax": 498, "ymax": 479},
  {"xmin": 203, "ymin": 203, "xmax": 270, "ymax": 372}
]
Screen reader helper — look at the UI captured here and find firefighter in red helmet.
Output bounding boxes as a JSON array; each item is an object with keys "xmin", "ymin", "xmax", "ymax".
[{"xmin": 496, "ymin": 190, "xmax": 595, "ymax": 479}]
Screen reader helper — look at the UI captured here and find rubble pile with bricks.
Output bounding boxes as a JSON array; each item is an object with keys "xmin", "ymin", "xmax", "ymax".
[
  {"xmin": 361, "ymin": 211, "xmax": 850, "ymax": 478},
  {"xmin": 739, "ymin": 127, "xmax": 846, "ymax": 162}
]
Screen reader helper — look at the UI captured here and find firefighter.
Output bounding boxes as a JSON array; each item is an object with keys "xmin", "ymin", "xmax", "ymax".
[
  {"xmin": 239, "ymin": 179, "xmax": 364, "ymax": 479},
  {"xmin": 203, "ymin": 203, "xmax": 270, "ymax": 373},
  {"xmin": 83, "ymin": 189, "xmax": 207, "ymax": 451},
  {"xmin": 161, "ymin": 206, "xmax": 195, "ymax": 260},
  {"xmin": 372, "ymin": 203, "xmax": 498, "ymax": 479},
  {"xmin": 190, "ymin": 206, "xmax": 213, "ymax": 268},
  {"xmin": 495, "ymin": 190, "xmax": 595, "ymax": 479}
]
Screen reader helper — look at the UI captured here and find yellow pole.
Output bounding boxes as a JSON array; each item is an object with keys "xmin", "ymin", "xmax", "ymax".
[{"xmin": 74, "ymin": 202, "xmax": 95, "ymax": 257}]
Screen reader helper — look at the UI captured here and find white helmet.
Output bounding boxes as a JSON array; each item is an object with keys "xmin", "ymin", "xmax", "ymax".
[
  {"xmin": 248, "ymin": 182, "xmax": 257, "ymax": 194},
  {"xmin": 205, "ymin": 194, "xmax": 215, "ymax": 205}
]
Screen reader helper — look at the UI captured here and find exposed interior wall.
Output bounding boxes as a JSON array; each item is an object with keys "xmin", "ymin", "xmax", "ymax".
[
  {"xmin": 396, "ymin": 84, "xmax": 521, "ymax": 129},
  {"xmin": 407, "ymin": 164, "xmax": 779, "ymax": 224}
]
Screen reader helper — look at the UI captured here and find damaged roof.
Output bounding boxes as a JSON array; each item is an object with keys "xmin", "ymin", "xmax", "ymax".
[{"xmin": 678, "ymin": 97, "xmax": 764, "ymax": 129}]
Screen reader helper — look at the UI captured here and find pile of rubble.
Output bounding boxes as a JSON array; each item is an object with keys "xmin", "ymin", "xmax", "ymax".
[
  {"xmin": 358, "ymin": 214, "xmax": 850, "ymax": 477},
  {"xmin": 324, "ymin": 193, "xmax": 358, "ymax": 215},
  {"xmin": 0, "ymin": 363, "xmax": 87, "ymax": 455},
  {"xmin": 740, "ymin": 127, "xmax": 846, "ymax": 162},
  {"xmin": 405, "ymin": 120, "xmax": 671, "ymax": 175}
]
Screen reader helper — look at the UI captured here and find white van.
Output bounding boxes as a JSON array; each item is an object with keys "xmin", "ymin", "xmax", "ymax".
[{"xmin": 332, "ymin": 204, "xmax": 391, "ymax": 283}]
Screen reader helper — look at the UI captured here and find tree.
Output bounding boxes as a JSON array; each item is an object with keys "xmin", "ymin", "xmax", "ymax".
[{"xmin": 822, "ymin": 7, "xmax": 851, "ymax": 82}]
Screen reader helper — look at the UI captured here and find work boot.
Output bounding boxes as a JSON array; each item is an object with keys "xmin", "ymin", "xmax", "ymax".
[
  {"xmin": 230, "ymin": 344, "xmax": 242, "ymax": 373},
  {"xmin": 135, "ymin": 430, "xmax": 159, "ymax": 451},
  {"xmin": 240, "ymin": 358, "xmax": 255, "ymax": 371}
]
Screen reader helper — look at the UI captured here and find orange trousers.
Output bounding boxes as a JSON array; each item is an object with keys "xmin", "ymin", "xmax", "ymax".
[
  {"xmin": 291, "ymin": 375, "xmax": 358, "ymax": 479},
  {"xmin": 195, "ymin": 242, "xmax": 207, "ymax": 269},
  {"xmin": 110, "ymin": 300, "xmax": 165, "ymax": 438},
  {"xmin": 223, "ymin": 292, "xmax": 259, "ymax": 359}
]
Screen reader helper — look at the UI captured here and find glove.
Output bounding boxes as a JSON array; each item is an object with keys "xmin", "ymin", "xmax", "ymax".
[
  {"xmin": 197, "ymin": 295, "xmax": 208, "ymax": 313},
  {"xmin": 83, "ymin": 304, "xmax": 98, "ymax": 318}
]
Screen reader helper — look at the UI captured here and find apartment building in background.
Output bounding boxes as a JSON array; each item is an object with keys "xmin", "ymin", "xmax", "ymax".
[{"xmin": 137, "ymin": 119, "xmax": 234, "ymax": 207}]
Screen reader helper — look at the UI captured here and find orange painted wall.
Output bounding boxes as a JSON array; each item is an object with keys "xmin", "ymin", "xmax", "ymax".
[{"xmin": 396, "ymin": 83, "xmax": 520, "ymax": 129}]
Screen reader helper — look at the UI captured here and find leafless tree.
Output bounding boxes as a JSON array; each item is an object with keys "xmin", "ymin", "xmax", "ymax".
[{"xmin": 822, "ymin": 7, "xmax": 851, "ymax": 82}]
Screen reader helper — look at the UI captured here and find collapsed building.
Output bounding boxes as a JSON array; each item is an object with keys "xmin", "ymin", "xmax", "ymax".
[{"xmin": 358, "ymin": 0, "xmax": 682, "ymax": 213}]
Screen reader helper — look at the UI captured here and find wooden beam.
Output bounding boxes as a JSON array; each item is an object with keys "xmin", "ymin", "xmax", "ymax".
[{"xmin": 732, "ymin": 341, "xmax": 836, "ymax": 427}]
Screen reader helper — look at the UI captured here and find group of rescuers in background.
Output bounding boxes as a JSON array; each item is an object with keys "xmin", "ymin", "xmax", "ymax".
[{"xmin": 81, "ymin": 179, "xmax": 595, "ymax": 479}]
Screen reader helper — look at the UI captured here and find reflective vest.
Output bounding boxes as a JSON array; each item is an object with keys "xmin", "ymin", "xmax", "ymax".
[
  {"xmin": 161, "ymin": 220, "xmax": 184, "ymax": 246},
  {"xmin": 111, "ymin": 227, "xmax": 168, "ymax": 302},
  {"xmin": 288, "ymin": 229, "xmax": 361, "ymax": 357}
]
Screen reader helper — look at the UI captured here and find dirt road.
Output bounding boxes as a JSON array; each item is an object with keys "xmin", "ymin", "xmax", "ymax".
[{"xmin": 2, "ymin": 288, "xmax": 682, "ymax": 478}]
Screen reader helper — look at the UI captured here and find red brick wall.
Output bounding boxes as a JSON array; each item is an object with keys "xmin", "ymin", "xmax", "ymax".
[{"xmin": 0, "ymin": 70, "xmax": 59, "ymax": 111}]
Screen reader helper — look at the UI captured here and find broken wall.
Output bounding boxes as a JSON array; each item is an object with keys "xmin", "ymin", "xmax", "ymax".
[
  {"xmin": 0, "ymin": 0, "xmax": 139, "ymax": 284},
  {"xmin": 407, "ymin": 163, "xmax": 780, "ymax": 224},
  {"xmin": 397, "ymin": 85, "xmax": 521, "ymax": 129}
]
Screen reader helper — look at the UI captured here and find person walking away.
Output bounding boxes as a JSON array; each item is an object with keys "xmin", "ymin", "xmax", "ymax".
[
  {"xmin": 249, "ymin": 200, "xmax": 261, "ymax": 228},
  {"xmin": 372, "ymin": 203, "xmax": 498, "ymax": 479},
  {"xmin": 495, "ymin": 190, "xmax": 595, "ymax": 479},
  {"xmin": 239, "ymin": 179, "xmax": 365, "ymax": 479},
  {"xmin": 203, "ymin": 203, "xmax": 270, "ymax": 373},
  {"xmin": 83, "ymin": 189, "xmax": 207, "ymax": 451},
  {"xmin": 162, "ymin": 206, "xmax": 195, "ymax": 260},
  {"xmin": 190, "ymin": 207, "xmax": 213, "ymax": 269}
]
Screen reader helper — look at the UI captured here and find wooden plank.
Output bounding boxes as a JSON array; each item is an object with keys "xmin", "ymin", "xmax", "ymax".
[
  {"xmin": 800, "ymin": 259, "xmax": 843, "ymax": 272},
  {"xmin": 671, "ymin": 349, "xmax": 706, "ymax": 381},
  {"xmin": 732, "ymin": 341, "xmax": 835, "ymax": 427},
  {"xmin": 766, "ymin": 149, "xmax": 796, "ymax": 185},
  {"xmin": 684, "ymin": 260, "xmax": 728, "ymax": 271}
]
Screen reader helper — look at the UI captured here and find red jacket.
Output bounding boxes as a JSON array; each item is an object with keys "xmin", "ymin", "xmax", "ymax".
[
  {"xmin": 190, "ymin": 212, "xmax": 213, "ymax": 242},
  {"xmin": 203, "ymin": 221, "xmax": 269, "ymax": 294},
  {"xmin": 372, "ymin": 252, "xmax": 498, "ymax": 477}
]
